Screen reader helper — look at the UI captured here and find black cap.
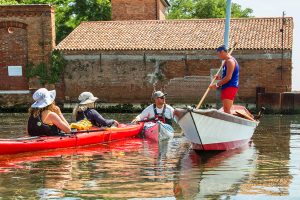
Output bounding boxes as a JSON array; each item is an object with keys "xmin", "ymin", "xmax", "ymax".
[{"xmin": 216, "ymin": 45, "xmax": 228, "ymax": 52}]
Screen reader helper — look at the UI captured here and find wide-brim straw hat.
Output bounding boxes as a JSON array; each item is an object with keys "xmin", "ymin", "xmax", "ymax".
[{"xmin": 31, "ymin": 88, "xmax": 56, "ymax": 108}]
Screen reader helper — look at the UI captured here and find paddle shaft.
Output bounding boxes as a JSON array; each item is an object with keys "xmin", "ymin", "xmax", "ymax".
[
  {"xmin": 1, "ymin": 127, "xmax": 118, "ymax": 141},
  {"xmin": 195, "ymin": 43, "xmax": 237, "ymax": 109},
  {"xmin": 71, "ymin": 128, "xmax": 107, "ymax": 134},
  {"xmin": 137, "ymin": 118, "xmax": 157, "ymax": 123}
]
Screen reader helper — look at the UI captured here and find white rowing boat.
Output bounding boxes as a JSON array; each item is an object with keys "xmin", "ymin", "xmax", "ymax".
[{"xmin": 174, "ymin": 105, "xmax": 259, "ymax": 151}]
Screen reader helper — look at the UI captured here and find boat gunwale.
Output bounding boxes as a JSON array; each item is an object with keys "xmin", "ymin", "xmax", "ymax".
[{"xmin": 176, "ymin": 108, "xmax": 258, "ymax": 127}]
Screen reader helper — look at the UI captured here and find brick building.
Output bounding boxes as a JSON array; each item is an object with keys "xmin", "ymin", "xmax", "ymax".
[
  {"xmin": 0, "ymin": 4, "xmax": 55, "ymax": 106},
  {"xmin": 112, "ymin": 0, "xmax": 170, "ymax": 20},
  {"xmin": 56, "ymin": 0, "xmax": 293, "ymax": 104},
  {"xmin": 0, "ymin": 1, "xmax": 294, "ymax": 106}
]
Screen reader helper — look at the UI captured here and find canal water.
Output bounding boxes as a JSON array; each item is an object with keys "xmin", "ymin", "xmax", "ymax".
[{"xmin": 0, "ymin": 113, "xmax": 300, "ymax": 199}]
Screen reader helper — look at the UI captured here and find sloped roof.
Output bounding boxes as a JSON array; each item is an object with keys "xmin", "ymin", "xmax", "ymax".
[{"xmin": 56, "ymin": 17, "xmax": 293, "ymax": 51}]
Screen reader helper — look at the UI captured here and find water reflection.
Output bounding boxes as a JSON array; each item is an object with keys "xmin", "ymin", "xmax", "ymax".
[
  {"xmin": 0, "ymin": 138, "xmax": 187, "ymax": 199},
  {"xmin": 0, "ymin": 138, "xmax": 259, "ymax": 199},
  {"xmin": 289, "ymin": 121, "xmax": 300, "ymax": 199},
  {"xmin": 174, "ymin": 145, "xmax": 257, "ymax": 199},
  {"xmin": 249, "ymin": 115, "xmax": 293, "ymax": 197},
  {"xmin": 0, "ymin": 114, "xmax": 300, "ymax": 199}
]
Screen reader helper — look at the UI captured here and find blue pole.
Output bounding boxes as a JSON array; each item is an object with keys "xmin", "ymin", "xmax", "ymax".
[
  {"xmin": 224, "ymin": 0, "xmax": 232, "ymax": 48},
  {"xmin": 214, "ymin": 0, "xmax": 232, "ymax": 109}
]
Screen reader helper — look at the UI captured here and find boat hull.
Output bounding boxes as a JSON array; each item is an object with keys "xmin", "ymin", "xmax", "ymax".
[
  {"xmin": 191, "ymin": 138, "xmax": 251, "ymax": 151},
  {"xmin": 143, "ymin": 121, "xmax": 174, "ymax": 142},
  {"xmin": 0, "ymin": 123, "xmax": 144, "ymax": 155},
  {"xmin": 175, "ymin": 107, "xmax": 258, "ymax": 151}
]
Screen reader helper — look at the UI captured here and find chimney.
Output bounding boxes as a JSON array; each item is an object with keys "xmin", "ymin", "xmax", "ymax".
[{"xmin": 111, "ymin": 0, "xmax": 170, "ymax": 21}]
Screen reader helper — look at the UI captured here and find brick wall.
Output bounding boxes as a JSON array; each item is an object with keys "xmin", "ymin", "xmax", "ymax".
[
  {"xmin": 112, "ymin": 0, "xmax": 167, "ymax": 20},
  {"xmin": 157, "ymin": 0, "xmax": 167, "ymax": 20},
  {"xmin": 61, "ymin": 49, "xmax": 292, "ymax": 104},
  {"xmin": 0, "ymin": 93, "xmax": 32, "ymax": 107},
  {"xmin": 165, "ymin": 76, "xmax": 216, "ymax": 104},
  {"xmin": 0, "ymin": 22, "xmax": 28, "ymax": 90},
  {"xmin": 63, "ymin": 54, "xmax": 154, "ymax": 103},
  {"xmin": 0, "ymin": 5, "xmax": 55, "ymax": 92}
]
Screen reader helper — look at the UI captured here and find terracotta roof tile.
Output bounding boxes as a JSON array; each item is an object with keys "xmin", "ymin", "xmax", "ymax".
[{"xmin": 56, "ymin": 17, "xmax": 293, "ymax": 51}]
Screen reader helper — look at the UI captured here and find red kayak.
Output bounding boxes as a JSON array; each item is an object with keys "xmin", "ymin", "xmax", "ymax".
[
  {"xmin": 0, "ymin": 123, "xmax": 144, "ymax": 155},
  {"xmin": 0, "ymin": 138, "xmax": 147, "ymax": 173}
]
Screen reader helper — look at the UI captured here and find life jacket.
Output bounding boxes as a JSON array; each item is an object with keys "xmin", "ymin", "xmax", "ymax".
[
  {"xmin": 70, "ymin": 118, "xmax": 92, "ymax": 130},
  {"xmin": 153, "ymin": 104, "xmax": 172, "ymax": 126},
  {"xmin": 76, "ymin": 109, "xmax": 114, "ymax": 127},
  {"xmin": 27, "ymin": 113, "xmax": 60, "ymax": 136}
]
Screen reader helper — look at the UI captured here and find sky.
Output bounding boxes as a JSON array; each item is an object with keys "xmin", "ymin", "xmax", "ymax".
[{"xmin": 232, "ymin": 0, "xmax": 300, "ymax": 91}]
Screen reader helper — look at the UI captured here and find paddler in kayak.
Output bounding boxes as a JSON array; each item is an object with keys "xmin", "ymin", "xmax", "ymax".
[
  {"xmin": 73, "ymin": 92, "xmax": 119, "ymax": 127},
  {"xmin": 131, "ymin": 91, "xmax": 175, "ymax": 126},
  {"xmin": 27, "ymin": 88, "xmax": 71, "ymax": 136}
]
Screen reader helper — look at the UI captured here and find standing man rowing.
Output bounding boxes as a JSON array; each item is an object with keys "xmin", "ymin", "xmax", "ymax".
[{"xmin": 209, "ymin": 45, "xmax": 239, "ymax": 114}]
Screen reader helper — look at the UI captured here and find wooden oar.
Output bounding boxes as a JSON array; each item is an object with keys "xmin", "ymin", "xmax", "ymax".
[
  {"xmin": 235, "ymin": 110, "xmax": 255, "ymax": 121},
  {"xmin": 195, "ymin": 42, "xmax": 238, "ymax": 109}
]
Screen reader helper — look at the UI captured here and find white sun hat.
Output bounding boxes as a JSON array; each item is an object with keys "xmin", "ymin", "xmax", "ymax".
[
  {"xmin": 78, "ymin": 92, "xmax": 98, "ymax": 105},
  {"xmin": 31, "ymin": 88, "xmax": 56, "ymax": 108}
]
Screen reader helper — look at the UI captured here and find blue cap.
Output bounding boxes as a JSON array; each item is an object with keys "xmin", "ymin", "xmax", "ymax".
[{"xmin": 216, "ymin": 45, "xmax": 228, "ymax": 52}]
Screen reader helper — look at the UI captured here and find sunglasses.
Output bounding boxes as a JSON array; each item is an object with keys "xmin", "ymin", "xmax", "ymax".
[{"xmin": 158, "ymin": 96, "xmax": 165, "ymax": 99}]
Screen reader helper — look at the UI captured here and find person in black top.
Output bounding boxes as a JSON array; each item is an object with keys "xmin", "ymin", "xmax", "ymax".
[
  {"xmin": 28, "ymin": 88, "xmax": 71, "ymax": 136},
  {"xmin": 73, "ymin": 92, "xmax": 119, "ymax": 127}
]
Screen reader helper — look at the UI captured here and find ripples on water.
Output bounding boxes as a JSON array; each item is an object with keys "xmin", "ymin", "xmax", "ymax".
[{"xmin": 0, "ymin": 113, "xmax": 300, "ymax": 199}]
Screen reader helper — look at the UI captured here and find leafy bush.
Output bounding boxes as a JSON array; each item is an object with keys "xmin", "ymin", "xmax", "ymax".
[{"xmin": 26, "ymin": 50, "xmax": 66, "ymax": 85}]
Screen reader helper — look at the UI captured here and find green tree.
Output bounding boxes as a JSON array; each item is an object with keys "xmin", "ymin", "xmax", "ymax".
[
  {"xmin": 167, "ymin": 0, "xmax": 253, "ymax": 19},
  {"xmin": 55, "ymin": 0, "xmax": 111, "ymax": 43},
  {"xmin": 0, "ymin": 0, "xmax": 19, "ymax": 4},
  {"xmin": 167, "ymin": 0, "xmax": 195, "ymax": 19}
]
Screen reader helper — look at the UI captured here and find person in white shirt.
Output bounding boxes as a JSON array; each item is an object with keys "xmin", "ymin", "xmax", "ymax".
[{"xmin": 132, "ymin": 91, "xmax": 174, "ymax": 126}]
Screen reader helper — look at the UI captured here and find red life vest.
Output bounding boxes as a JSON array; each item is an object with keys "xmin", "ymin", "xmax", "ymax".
[{"xmin": 153, "ymin": 104, "xmax": 166, "ymax": 123}]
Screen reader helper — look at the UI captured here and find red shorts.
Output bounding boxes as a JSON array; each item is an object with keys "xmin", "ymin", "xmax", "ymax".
[{"xmin": 221, "ymin": 87, "xmax": 238, "ymax": 100}]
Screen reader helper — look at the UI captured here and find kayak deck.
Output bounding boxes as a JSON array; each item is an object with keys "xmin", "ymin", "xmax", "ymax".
[{"xmin": 0, "ymin": 123, "xmax": 144, "ymax": 155}]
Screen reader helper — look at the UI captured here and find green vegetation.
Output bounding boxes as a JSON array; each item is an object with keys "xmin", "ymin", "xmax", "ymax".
[
  {"xmin": 167, "ymin": 0, "xmax": 253, "ymax": 19},
  {"xmin": 26, "ymin": 62, "xmax": 47, "ymax": 85},
  {"xmin": 0, "ymin": 0, "xmax": 18, "ymax": 4},
  {"xmin": 49, "ymin": 50, "xmax": 67, "ymax": 83},
  {"xmin": 26, "ymin": 50, "xmax": 66, "ymax": 85}
]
